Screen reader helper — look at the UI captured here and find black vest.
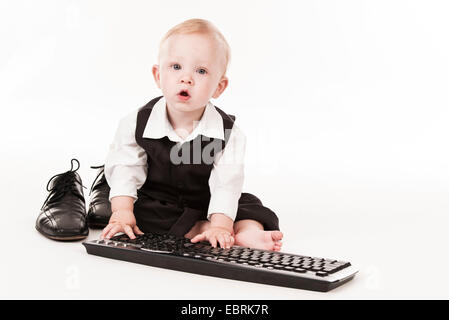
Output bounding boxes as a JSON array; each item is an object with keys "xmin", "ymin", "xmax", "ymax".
[{"xmin": 135, "ymin": 96, "xmax": 235, "ymax": 210}]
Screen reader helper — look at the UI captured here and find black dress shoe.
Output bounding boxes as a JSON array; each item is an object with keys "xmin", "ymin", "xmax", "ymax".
[
  {"xmin": 36, "ymin": 159, "xmax": 89, "ymax": 241},
  {"xmin": 87, "ymin": 165, "xmax": 112, "ymax": 228}
]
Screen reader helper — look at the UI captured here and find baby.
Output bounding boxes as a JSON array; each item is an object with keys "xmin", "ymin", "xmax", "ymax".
[{"xmin": 101, "ymin": 19, "xmax": 283, "ymax": 251}]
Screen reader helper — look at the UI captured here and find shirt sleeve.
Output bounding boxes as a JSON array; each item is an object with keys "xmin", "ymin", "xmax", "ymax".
[
  {"xmin": 104, "ymin": 109, "xmax": 148, "ymax": 202},
  {"xmin": 207, "ymin": 123, "xmax": 246, "ymax": 221}
]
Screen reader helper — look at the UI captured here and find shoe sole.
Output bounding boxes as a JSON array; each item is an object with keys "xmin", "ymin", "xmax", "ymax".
[{"xmin": 35, "ymin": 226, "xmax": 88, "ymax": 241}]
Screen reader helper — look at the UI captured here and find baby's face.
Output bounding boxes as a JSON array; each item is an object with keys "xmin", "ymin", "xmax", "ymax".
[{"xmin": 153, "ymin": 33, "xmax": 228, "ymax": 114}]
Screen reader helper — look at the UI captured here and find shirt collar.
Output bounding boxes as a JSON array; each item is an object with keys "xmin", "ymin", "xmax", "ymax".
[{"xmin": 142, "ymin": 96, "xmax": 225, "ymax": 142}]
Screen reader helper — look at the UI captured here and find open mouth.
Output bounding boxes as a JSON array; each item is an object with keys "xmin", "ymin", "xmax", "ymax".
[{"xmin": 178, "ymin": 90, "xmax": 191, "ymax": 100}]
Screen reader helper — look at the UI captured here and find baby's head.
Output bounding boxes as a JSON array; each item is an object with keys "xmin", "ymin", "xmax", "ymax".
[{"xmin": 152, "ymin": 19, "xmax": 231, "ymax": 113}]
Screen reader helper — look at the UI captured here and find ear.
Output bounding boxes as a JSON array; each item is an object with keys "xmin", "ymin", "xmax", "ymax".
[
  {"xmin": 212, "ymin": 76, "xmax": 229, "ymax": 99},
  {"xmin": 152, "ymin": 64, "xmax": 161, "ymax": 89}
]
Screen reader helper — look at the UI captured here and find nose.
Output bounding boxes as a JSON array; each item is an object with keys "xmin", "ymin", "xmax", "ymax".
[{"xmin": 180, "ymin": 74, "xmax": 194, "ymax": 85}]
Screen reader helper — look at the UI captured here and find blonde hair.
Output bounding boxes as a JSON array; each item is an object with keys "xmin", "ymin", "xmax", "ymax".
[{"xmin": 158, "ymin": 18, "xmax": 231, "ymax": 76}]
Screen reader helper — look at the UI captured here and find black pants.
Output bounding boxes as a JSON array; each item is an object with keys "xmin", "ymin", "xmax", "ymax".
[{"xmin": 134, "ymin": 192, "xmax": 280, "ymax": 237}]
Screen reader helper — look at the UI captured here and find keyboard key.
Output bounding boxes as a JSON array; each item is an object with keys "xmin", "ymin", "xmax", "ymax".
[
  {"xmin": 261, "ymin": 253, "xmax": 272, "ymax": 257},
  {"xmin": 301, "ymin": 265, "xmax": 312, "ymax": 270},
  {"xmin": 294, "ymin": 268, "xmax": 307, "ymax": 273},
  {"xmin": 250, "ymin": 257, "xmax": 260, "ymax": 261}
]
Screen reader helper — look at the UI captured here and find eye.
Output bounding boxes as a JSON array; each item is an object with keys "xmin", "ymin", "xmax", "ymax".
[
  {"xmin": 197, "ymin": 68, "xmax": 207, "ymax": 75},
  {"xmin": 172, "ymin": 63, "xmax": 181, "ymax": 70}
]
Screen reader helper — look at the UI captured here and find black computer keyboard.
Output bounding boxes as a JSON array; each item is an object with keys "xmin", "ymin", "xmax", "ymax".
[{"xmin": 82, "ymin": 232, "xmax": 357, "ymax": 292}]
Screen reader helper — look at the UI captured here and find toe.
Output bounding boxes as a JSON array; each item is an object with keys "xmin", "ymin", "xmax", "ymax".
[
  {"xmin": 271, "ymin": 231, "xmax": 283, "ymax": 242},
  {"xmin": 273, "ymin": 242, "xmax": 282, "ymax": 252}
]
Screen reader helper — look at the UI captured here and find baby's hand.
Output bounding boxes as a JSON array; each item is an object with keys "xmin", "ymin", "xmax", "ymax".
[
  {"xmin": 101, "ymin": 210, "xmax": 144, "ymax": 240},
  {"xmin": 190, "ymin": 226, "xmax": 235, "ymax": 249}
]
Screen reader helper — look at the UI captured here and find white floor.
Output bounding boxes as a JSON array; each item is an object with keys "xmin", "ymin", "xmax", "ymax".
[{"xmin": 1, "ymin": 154, "xmax": 448, "ymax": 299}]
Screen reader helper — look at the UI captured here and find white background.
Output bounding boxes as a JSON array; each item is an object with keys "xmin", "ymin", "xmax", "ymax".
[{"xmin": 1, "ymin": 0, "xmax": 448, "ymax": 299}]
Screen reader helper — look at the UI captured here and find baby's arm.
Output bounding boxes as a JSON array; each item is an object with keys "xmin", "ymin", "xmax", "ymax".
[
  {"xmin": 101, "ymin": 110, "xmax": 148, "ymax": 240},
  {"xmin": 192, "ymin": 123, "xmax": 246, "ymax": 249}
]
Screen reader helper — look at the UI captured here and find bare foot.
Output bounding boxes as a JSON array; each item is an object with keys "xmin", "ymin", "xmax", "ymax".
[{"xmin": 234, "ymin": 229, "xmax": 283, "ymax": 251}]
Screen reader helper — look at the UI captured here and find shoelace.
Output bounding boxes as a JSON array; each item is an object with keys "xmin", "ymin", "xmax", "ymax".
[
  {"xmin": 41, "ymin": 159, "xmax": 86, "ymax": 209},
  {"xmin": 88, "ymin": 165, "xmax": 106, "ymax": 197}
]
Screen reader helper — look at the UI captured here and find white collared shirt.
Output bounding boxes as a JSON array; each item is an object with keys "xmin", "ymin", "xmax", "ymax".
[{"xmin": 104, "ymin": 96, "xmax": 246, "ymax": 221}]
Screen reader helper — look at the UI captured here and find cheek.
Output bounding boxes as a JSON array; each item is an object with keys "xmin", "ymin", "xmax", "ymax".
[
  {"xmin": 159, "ymin": 73, "xmax": 175, "ymax": 90},
  {"xmin": 196, "ymin": 78, "xmax": 216, "ymax": 94}
]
